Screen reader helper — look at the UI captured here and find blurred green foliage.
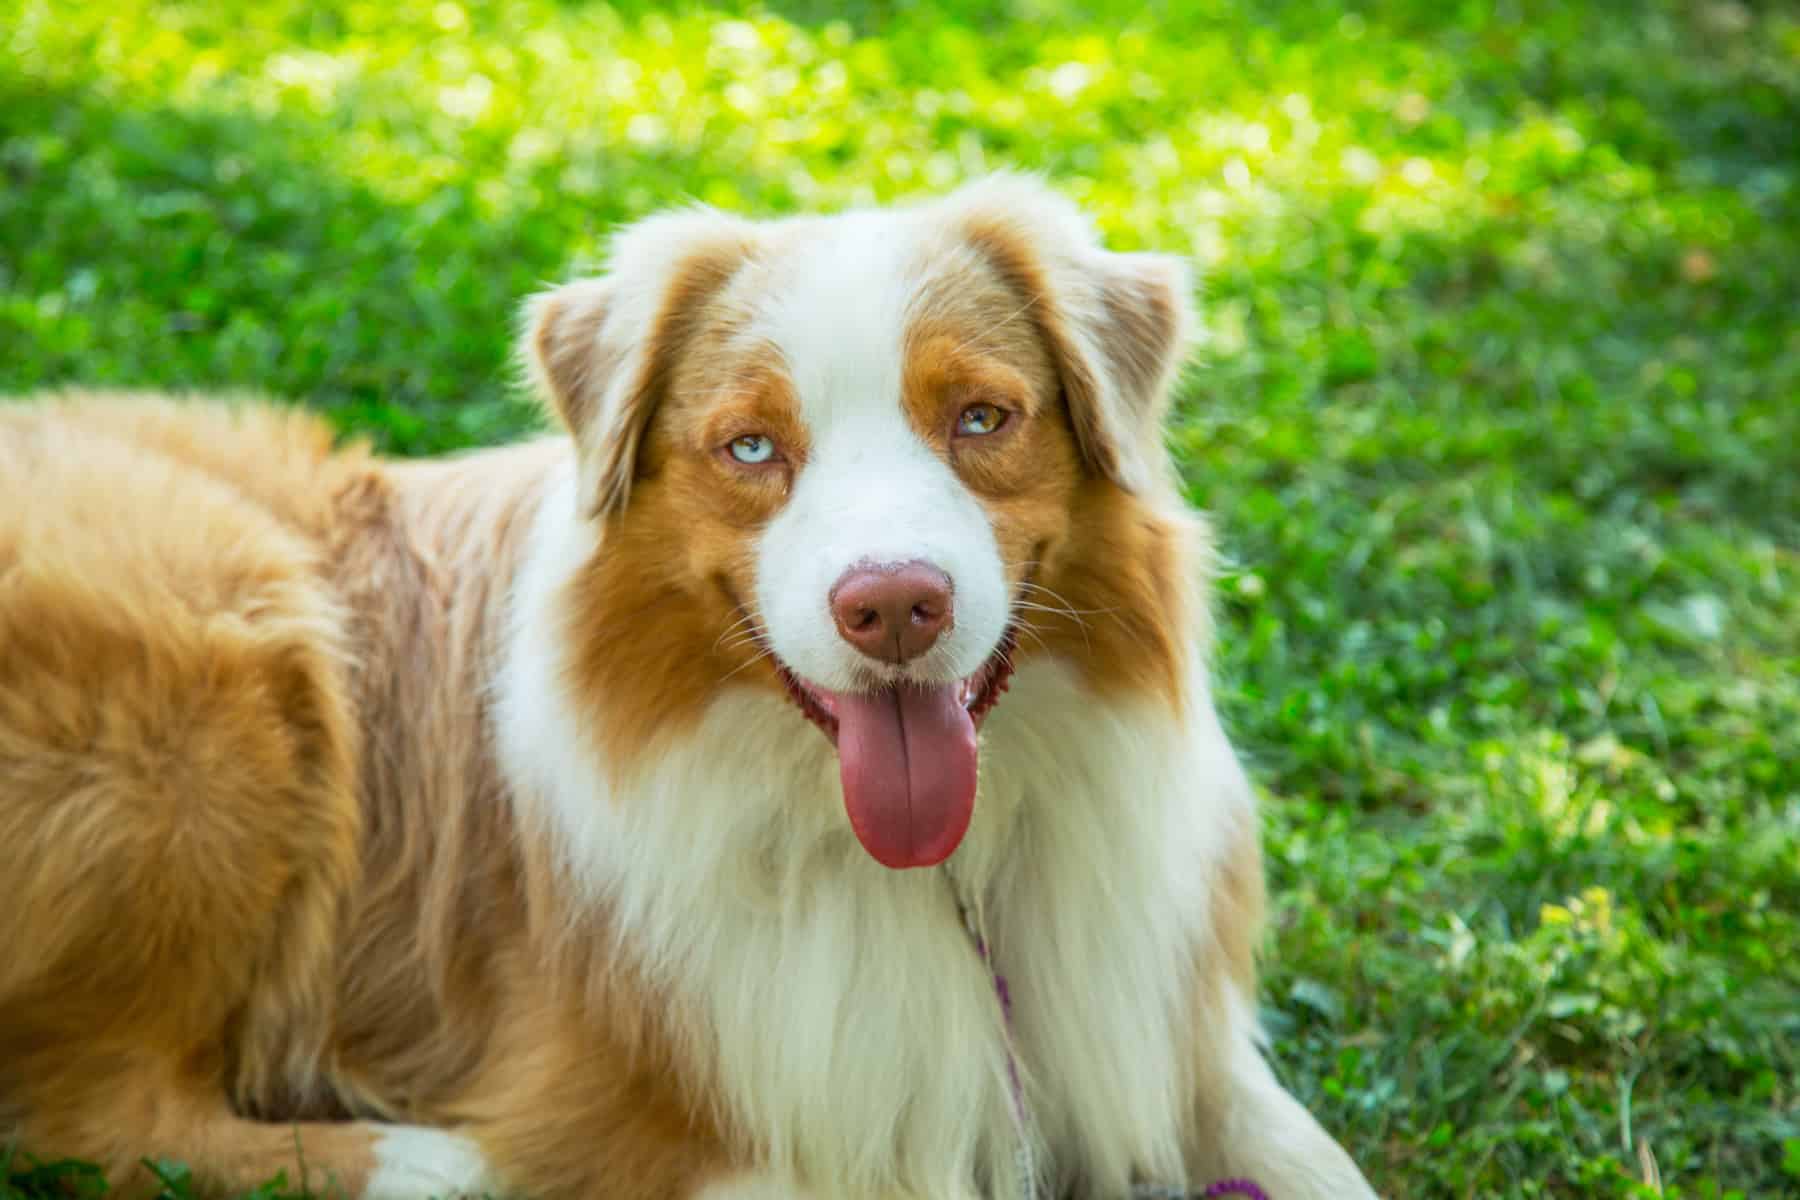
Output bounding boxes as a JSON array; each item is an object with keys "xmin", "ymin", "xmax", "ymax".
[{"xmin": 2, "ymin": 0, "xmax": 1797, "ymax": 1196}]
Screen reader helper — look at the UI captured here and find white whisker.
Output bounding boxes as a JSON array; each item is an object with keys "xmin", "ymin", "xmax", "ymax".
[
  {"xmin": 945, "ymin": 293, "xmax": 1040, "ymax": 361},
  {"xmin": 718, "ymin": 646, "xmax": 777, "ymax": 684}
]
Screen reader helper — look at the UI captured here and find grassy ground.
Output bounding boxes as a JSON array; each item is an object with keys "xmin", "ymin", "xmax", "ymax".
[{"xmin": 2, "ymin": 0, "xmax": 1797, "ymax": 1196}]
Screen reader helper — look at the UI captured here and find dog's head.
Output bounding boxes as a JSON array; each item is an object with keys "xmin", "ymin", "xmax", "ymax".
[{"xmin": 526, "ymin": 176, "xmax": 1199, "ymax": 868}]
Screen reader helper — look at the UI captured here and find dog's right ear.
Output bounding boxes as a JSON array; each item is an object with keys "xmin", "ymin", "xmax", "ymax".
[
  {"xmin": 937, "ymin": 175, "xmax": 1197, "ymax": 498},
  {"xmin": 525, "ymin": 210, "xmax": 759, "ymax": 518}
]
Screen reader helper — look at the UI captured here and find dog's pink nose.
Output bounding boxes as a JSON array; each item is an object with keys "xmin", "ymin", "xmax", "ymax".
[{"xmin": 831, "ymin": 562, "xmax": 953, "ymax": 664}]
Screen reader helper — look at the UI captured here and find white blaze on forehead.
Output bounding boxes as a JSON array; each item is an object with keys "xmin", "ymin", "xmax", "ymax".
[
  {"xmin": 750, "ymin": 214, "xmax": 1012, "ymax": 694},
  {"xmin": 755, "ymin": 213, "xmax": 915, "ymax": 420}
]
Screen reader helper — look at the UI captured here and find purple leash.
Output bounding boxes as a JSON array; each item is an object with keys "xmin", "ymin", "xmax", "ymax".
[
  {"xmin": 1135, "ymin": 1182, "xmax": 1269, "ymax": 1200},
  {"xmin": 944, "ymin": 870, "xmax": 1270, "ymax": 1200},
  {"xmin": 1199, "ymin": 1183, "xmax": 1270, "ymax": 1200}
]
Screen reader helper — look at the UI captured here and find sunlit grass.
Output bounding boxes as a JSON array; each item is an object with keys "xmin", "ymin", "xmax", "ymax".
[{"xmin": 2, "ymin": 0, "xmax": 1796, "ymax": 1196}]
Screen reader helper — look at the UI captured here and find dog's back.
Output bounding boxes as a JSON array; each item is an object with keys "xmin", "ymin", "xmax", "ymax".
[{"xmin": 0, "ymin": 395, "xmax": 364, "ymax": 1189}]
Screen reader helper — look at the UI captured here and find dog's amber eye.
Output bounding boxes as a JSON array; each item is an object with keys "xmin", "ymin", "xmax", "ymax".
[
  {"xmin": 727, "ymin": 434, "xmax": 778, "ymax": 465},
  {"xmin": 955, "ymin": 403, "xmax": 1007, "ymax": 437}
]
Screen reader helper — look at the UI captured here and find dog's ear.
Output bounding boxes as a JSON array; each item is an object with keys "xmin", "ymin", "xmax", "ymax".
[
  {"xmin": 943, "ymin": 175, "xmax": 1196, "ymax": 494},
  {"xmin": 525, "ymin": 210, "xmax": 758, "ymax": 517}
]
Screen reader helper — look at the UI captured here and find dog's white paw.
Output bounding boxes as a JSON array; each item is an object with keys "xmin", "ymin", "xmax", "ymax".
[{"xmin": 364, "ymin": 1126, "xmax": 498, "ymax": 1200}]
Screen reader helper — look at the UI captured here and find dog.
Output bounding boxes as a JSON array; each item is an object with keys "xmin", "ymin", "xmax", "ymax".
[{"xmin": 0, "ymin": 176, "xmax": 1378, "ymax": 1200}]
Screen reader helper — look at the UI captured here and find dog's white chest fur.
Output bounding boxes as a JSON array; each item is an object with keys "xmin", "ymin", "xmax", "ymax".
[{"xmin": 497, "ymin": 471, "xmax": 1252, "ymax": 1198}]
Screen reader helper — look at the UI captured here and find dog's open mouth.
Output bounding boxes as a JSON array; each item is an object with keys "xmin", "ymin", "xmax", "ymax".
[{"xmin": 776, "ymin": 629, "xmax": 1016, "ymax": 870}]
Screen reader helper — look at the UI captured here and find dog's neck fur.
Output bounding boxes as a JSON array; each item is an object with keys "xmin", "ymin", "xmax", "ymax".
[{"xmin": 484, "ymin": 456, "xmax": 1261, "ymax": 1198}]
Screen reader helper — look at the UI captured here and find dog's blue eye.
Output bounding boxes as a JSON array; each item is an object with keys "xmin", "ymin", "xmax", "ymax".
[
  {"xmin": 956, "ymin": 404, "xmax": 1007, "ymax": 437},
  {"xmin": 728, "ymin": 435, "xmax": 777, "ymax": 464}
]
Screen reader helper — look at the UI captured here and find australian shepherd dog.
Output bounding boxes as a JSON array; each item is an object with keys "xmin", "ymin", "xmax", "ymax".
[{"xmin": 0, "ymin": 177, "xmax": 1378, "ymax": 1200}]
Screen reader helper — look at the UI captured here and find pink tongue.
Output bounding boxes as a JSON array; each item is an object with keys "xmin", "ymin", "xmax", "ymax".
[{"xmin": 833, "ymin": 683, "xmax": 978, "ymax": 869}]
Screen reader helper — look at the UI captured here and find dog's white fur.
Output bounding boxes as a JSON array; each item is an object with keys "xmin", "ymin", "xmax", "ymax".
[{"xmin": 365, "ymin": 1128, "xmax": 498, "ymax": 1200}]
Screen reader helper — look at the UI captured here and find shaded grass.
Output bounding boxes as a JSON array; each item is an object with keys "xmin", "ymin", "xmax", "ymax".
[{"xmin": 2, "ymin": 0, "xmax": 1796, "ymax": 1195}]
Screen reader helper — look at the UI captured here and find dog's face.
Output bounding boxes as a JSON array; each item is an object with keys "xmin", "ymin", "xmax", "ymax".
[{"xmin": 528, "ymin": 177, "xmax": 1197, "ymax": 868}]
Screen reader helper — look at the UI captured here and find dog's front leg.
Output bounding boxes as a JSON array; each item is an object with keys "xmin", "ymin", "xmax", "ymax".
[{"xmin": 1182, "ymin": 1008, "xmax": 1381, "ymax": 1200}]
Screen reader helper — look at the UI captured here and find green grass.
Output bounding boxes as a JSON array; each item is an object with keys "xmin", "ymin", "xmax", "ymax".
[{"xmin": 3, "ymin": 0, "xmax": 1797, "ymax": 1196}]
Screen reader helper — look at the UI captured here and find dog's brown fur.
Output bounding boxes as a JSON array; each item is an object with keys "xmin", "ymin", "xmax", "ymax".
[{"xmin": 0, "ymin": 396, "xmax": 738, "ymax": 1199}]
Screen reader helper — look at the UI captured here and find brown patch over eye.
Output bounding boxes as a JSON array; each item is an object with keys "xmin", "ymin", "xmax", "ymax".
[
  {"xmin": 901, "ymin": 254, "xmax": 1193, "ymax": 713},
  {"xmin": 900, "ymin": 331, "xmax": 1055, "ymax": 494},
  {"xmin": 561, "ymin": 342, "xmax": 809, "ymax": 778},
  {"xmin": 649, "ymin": 350, "xmax": 809, "ymax": 531}
]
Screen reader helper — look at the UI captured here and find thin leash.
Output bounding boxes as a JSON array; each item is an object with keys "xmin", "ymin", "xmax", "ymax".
[
  {"xmin": 942, "ymin": 866, "xmax": 1270, "ymax": 1200},
  {"xmin": 945, "ymin": 861, "xmax": 1040, "ymax": 1200}
]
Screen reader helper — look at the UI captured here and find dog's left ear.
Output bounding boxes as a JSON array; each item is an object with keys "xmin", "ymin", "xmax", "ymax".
[
  {"xmin": 525, "ymin": 210, "xmax": 758, "ymax": 517},
  {"xmin": 944, "ymin": 176, "xmax": 1197, "ymax": 494}
]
